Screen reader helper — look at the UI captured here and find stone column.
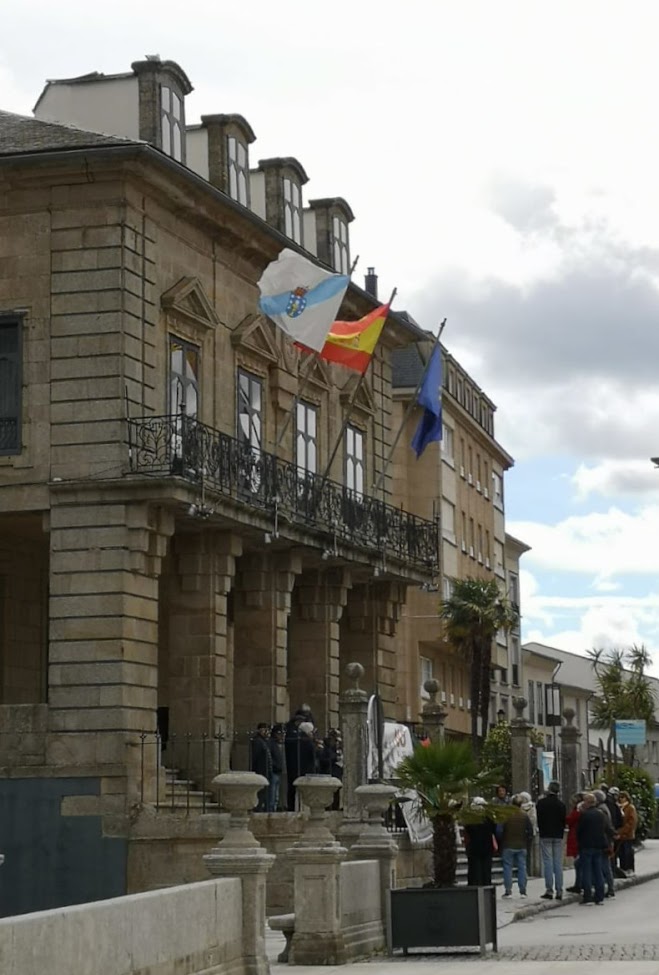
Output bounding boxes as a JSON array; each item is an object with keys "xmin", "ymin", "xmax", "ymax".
[
  {"xmin": 420, "ymin": 679, "xmax": 448, "ymax": 743},
  {"xmin": 204, "ymin": 772, "xmax": 275, "ymax": 975},
  {"xmin": 510, "ymin": 696, "xmax": 532, "ymax": 795},
  {"xmin": 233, "ymin": 551, "xmax": 302, "ymax": 732},
  {"xmin": 288, "ymin": 568, "xmax": 351, "ymax": 729},
  {"xmin": 287, "ymin": 776, "xmax": 348, "ymax": 965},
  {"xmin": 560, "ymin": 708, "xmax": 581, "ymax": 803},
  {"xmin": 338, "ymin": 663, "xmax": 369, "ymax": 844},
  {"xmin": 351, "ymin": 783, "xmax": 398, "ymax": 947}
]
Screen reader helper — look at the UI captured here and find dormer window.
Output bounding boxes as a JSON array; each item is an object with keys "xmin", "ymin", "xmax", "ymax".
[
  {"xmin": 283, "ymin": 177, "xmax": 302, "ymax": 243},
  {"xmin": 332, "ymin": 216, "xmax": 349, "ymax": 274},
  {"xmin": 228, "ymin": 136, "xmax": 249, "ymax": 205},
  {"xmin": 161, "ymin": 85, "xmax": 183, "ymax": 161}
]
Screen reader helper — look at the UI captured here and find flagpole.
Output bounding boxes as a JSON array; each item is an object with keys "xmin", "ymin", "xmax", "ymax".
[
  {"xmin": 318, "ymin": 287, "xmax": 397, "ymax": 490},
  {"xmin": 372, "ymin": 318, "xmax": 446, "ymax": 497},
  {"xmin": 274, "ymin": 256, "xmax": 361, "ymax": 454}
]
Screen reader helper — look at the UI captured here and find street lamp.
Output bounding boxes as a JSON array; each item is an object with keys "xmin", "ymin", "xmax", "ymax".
[{"xmin": 497, "ymin": 708, "xmax": 506, "ymax": 724}]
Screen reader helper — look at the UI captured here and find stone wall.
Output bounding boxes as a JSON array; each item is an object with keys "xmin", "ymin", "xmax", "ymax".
[
  {"xmin": 0, "ymin": 878, "xmax": 245, "ymax": 975},
  {"xmin": 340, "ymin": 859, "xmax": 384, "ymax": 957}
]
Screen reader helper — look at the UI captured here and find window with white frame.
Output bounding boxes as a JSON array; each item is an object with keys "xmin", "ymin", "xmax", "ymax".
[
  {"xmin": 443, "ymin": 576, "xmax": 454, "ymax": 601},
  {"xmin": 237, "ymin": 369, "xmax": 262, "ymax": 450},
  {"xmin": 345, "ymin": 424, "xmax": 364, "ymax": 495},
  {"xmin": 494, "ymin": 540, "xmax": 505, "ymax": 577},
  {"xmin": 283, "ymin": 177, "xmax": 302, "ymax": 243},
  {"xmin": 295, "ymin": 400, "xmax": 317, "ymax": 475},
  {"xmin": 492, "ymin": 471, "xmax": 503, "ymax": 506},
  {"xmin": 161, "ymin": 85, "xmax": 183, "ymax": 161},
  {"xmin": 332, "ymin": 215, "xmax": 349, "ymax": 273},
  {"xmin": 441, "ymin": 499, "xmax": 455, "ymax": 542},
  {"xmin": 420, "ymin": 656, "xmax": 433, "ymax": 697},
  {"xmin": 169, "ymin": 336, "xmax": 199, "ymax": 417},
  {"xmin": 227, "ymin": 136, "xmax": 249, "ymax": 205},
  {"xmin": 441, "ymin": 423, "xmax": 454, "ymax": 462}
]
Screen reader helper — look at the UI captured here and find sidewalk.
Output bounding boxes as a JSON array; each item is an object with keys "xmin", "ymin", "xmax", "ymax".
[{"xmin": 266, "ymin": 840, "xmax": 659, "ymax": 967}]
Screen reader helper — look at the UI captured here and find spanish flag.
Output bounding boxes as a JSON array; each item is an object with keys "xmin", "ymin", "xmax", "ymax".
[{"xmin": 318, "ymin": 304, "xmax": 389, "ymax": 374}]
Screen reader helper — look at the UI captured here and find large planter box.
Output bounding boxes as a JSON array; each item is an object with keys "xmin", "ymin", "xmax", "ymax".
[{"xmin": 390, "ymin": 885, "xmax": 497, "ymax": 954}]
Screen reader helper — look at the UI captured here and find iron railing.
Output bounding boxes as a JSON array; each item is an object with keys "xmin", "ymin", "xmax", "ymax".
[{"xmin": 127, "ymin": 414, "xmax": 439, "ymax": 570}]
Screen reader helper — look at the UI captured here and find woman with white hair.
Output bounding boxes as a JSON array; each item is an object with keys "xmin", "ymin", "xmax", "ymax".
[{"xmin": 463, "ymin": 797, "xmax": 497, "ymax": 886}]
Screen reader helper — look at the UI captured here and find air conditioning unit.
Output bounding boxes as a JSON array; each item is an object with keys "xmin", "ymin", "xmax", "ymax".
[
  {"xmin": 485, "ymin": 558, "xmax": 491, "ymax": 569},
  {"xmin": 440, "ymin": 691, "xmax": 447, "ymax": 704},
  {"xmin": 460, "ymin": 465, "xmax": 466, "ymax": 478},
  {"xmin": 476, "ymin": 480, "xmax": 482, "ymax": 492},
  {"xmin": 461, "ymin": 540, "xmax": 467, "ymax": 553},
  {"xmin": 484, "ymin": 488, "xmax": 489, "ymax": 499},
  {"xmin": 467, "ymin": 698, "xmax": 472, "ymax": 710},
  {"xmin": 469, "ymin": 545, "xmax": 475, "ymax": 558},
  {"xmin": 459, "ymin": 696, "xmax": 464, "ymax": 708},
  {"xmin": 450, "ymin": 694, "xmax": 456, "ymax": 706},
  {"xmin": 467, "ymin": 473, "xmax": 473, "ymax": 485},
  {"xmin": 478, "ymin": 552, "xmax": 483, "ymax": 563}
]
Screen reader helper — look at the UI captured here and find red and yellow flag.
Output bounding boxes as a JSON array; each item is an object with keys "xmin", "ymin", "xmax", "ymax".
[{"xmin": 318, "ymin": 303, "xmax": 389, "ymax": 374}]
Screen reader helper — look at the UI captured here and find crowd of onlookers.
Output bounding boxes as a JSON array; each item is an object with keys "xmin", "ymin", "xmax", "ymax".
[
  {"xmin": 464, "ymin": 780, "xmax": 638, "ymax": 904},
  {"xmin": 249, "ymin": 705, "xmax": 343, "ymax": 812}
]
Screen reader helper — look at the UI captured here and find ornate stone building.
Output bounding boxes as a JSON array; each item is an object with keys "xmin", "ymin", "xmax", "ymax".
[{"xmin": 0, "ymin": 57, "xmax": 439, "ymax": 911}]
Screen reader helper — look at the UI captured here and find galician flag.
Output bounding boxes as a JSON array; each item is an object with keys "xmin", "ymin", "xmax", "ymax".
[
  {"xmin": 318, "ymin": 304, "xmax": 389, "ymax": 374},
  {"xmin": 411, "ymin": 344, "xmax": 442, "ymax": 458},
  {"xmin": 258, "ymin": 248, "xmax": 349, "ymax": 352}
]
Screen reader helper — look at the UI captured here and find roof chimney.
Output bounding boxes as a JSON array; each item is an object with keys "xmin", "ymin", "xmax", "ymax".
[{"xmin": 364, "ymin": 267, "xmax": 378, "ymax": 299}]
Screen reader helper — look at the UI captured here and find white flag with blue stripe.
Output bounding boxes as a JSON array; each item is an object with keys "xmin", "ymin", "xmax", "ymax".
[{"xmin": 258, "ymin": 248, "xmax": 349, "ymax": 352}]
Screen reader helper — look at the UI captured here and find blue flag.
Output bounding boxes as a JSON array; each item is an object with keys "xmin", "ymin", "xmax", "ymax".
[{"xmin": 411, "ymin": 345, "xmax": 442, "ymax": 458}]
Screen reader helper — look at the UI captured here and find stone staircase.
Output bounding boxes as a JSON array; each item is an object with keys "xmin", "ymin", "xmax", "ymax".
[{"xmin": 158, "ymin": 767, "xmax": 217, "ymax": 813}]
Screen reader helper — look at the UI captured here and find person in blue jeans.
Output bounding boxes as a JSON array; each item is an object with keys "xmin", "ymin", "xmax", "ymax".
[
  {"xmin": 500, "ymin": 795, "xmax": 534, "ymax": 897},
  {"xmin": 536, "ymin": 780, "xmax": 567, "ymax": 900},
  {"xmin": 576, "ymin": 793, "xmax": 608, "ymax": 905}
]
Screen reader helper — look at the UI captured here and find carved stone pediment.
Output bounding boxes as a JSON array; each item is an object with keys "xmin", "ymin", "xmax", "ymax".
[
  {"xmin": 161, "ymin": 277, "xmax": 220, "ymax": 330},
  {"xmin": 340, "ymin": 373, "xmax": 375, "ymax": 416},
  {"xmin": 231, "ymin": 313, "xmax": 279, "ymax": 364}
]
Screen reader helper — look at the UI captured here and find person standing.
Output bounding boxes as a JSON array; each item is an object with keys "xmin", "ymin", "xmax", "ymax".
[
  {"xmin": 250, "ymin": 722, "xmax": 272, "ymax": 812},
  {"xmin": 536, "ymin": 780, "xmax": 567, "ymax": 900},
  {"xmin": 565, "ymin": 793, "xmax": 583, "ymax": 894},
  {"xmin": 593, "ymin": 789, "xmax": 616, "ymax": 897},
  {"xmin": 284, "ymin": 710, "xmax": 306, "ymax": 811},
  {"xmin": 267, "ymin": 724, "xmax": 285, "ymax": 812},
  {"xmin": 617, "ymin": 791, "xmax": 638, "ymax": 874},
  {"xmin": 607, "ymin": 786, "xmax": 625, "ymax": 877},
  {"xmin": 576, "ymin": 793, "xmax": 608, "ymax": 905},
  {"xmin": 500, "ymin": 795, "xmax": 533, "ymax": 898},
  {"xmin": 463, "ymin": 797, "xmax": 496, "ymax": 886}
]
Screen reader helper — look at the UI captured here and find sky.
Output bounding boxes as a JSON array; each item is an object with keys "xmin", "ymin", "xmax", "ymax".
[{"xmin": 3, "ymin": 0, "xmax": 659, "ymax": 668}]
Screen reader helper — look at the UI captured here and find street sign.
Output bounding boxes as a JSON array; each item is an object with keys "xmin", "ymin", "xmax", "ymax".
[{"xmin": 614, "ymin": 719, "xmax": 647, "ymax": 746}]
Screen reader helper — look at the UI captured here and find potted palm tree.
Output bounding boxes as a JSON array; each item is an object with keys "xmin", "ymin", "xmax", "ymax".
[{"xmin": 390, "ymin": 739, "xmax": 506, "ymax": 954}]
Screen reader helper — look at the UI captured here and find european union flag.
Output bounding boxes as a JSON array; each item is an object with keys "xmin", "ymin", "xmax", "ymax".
[{"xmin": 411, "ymin": 345, "xmax": 442, "ymax": 458}]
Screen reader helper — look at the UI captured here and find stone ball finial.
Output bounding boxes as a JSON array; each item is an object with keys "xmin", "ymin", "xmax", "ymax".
[
  {"xmin": 512, "ymin": 696, "xmax": 527, "ymax": 718},
  {"xmin": 423, "ymin": 678, "xmax": 440, "ymax": 703},
  {"xmin": 563, "ymin": 707, "xmax": 576, "ymax": 726},
  {"xmin": 345, "ymin": 662, "xmax": 365, "ymax": 689}
]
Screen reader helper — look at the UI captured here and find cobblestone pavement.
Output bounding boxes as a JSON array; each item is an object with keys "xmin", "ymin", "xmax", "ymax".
[{"xmin": 386, "ymin": 944, "xmax": 659, "ymax": 962}]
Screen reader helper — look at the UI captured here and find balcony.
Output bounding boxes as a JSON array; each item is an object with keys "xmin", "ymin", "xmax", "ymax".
[{"xmin": 128, "ymin": 414, "xmax": 439, "ymax": 570}]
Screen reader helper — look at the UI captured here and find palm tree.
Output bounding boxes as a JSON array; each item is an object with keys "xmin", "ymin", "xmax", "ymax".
[
  {"xmin": 439, "ymin": 578, "xmax": 518, "ymax": 752},
  {"xmin": 396, "ymin": 739, "xmax": 503, "ymax": 887},
  {"xmin": 588, "ymin": 645, "xmax": 656, "ymax": 766}
]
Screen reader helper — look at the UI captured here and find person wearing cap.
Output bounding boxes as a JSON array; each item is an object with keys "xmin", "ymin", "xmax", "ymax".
[
  {"xmin": 500, "ymin": 795, "xmax": 533, "ymax": 898},
  {"xmin": 536, "ymin": 780, "xmax": 567, "ymax": 900},
  {"xmin": 463, "ymin": 798, "xmax": 497, "ymax": 886}
]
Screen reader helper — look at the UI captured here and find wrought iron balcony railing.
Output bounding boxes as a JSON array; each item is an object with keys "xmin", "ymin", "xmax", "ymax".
[{"xmin": 128, "ymin": 414, "xmax": 438, "ymax": 570}]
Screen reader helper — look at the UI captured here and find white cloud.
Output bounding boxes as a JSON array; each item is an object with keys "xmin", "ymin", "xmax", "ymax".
[{"xmin": 572, "ymin": 460, "xmax": 659, "ymax": 500}]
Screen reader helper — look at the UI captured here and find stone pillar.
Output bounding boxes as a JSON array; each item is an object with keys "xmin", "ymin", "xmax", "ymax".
[
  {"xmin": 288, "ymin": 568, "xmax": 351, "ymax": 729},
  {"xmin": 233, "ymin": 551, "xmax": 302, "ymax": 733},
  {"xmin": 338, "ymin": 663, "xmax": 369, "ymax": 843},
  {"xmin": 560, "ymin": 708, "xmax": 581, "ymax": 804},
  {"xmin": 287, "ymin": 776, "xmax": 348, "ymax": 965},
  {"xmin": 420, "ymin": 679, "xmax": 448, "ymax": 743},
  {"xmin": 510, "ymin": 696, "xmax": 532, "ymax": 795},
  {"xmin": 165, "ymin": 532, "xmax": 241, "ymax": 781},
  {"xmin": 48, "ymin": 499, "xmax": 174, "ymax": 798},
  {"xmin": 340, "ymin": 581, "xmax": 406, "ymax": 715},
  {"xmin": 204, "ymin": 772, "xmax": 275, "ymax": 975},
  {"xmin": 351, "ymin": 784, "xmax": 398, "ymax": 945}
]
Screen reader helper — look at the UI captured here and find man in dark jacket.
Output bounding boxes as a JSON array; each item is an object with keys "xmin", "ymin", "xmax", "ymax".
[
  {"xmin": 463, "ymin": 797, "xmax": 497, "ymax": 886},
  {"xmin": 250, "ymin": 723, "xmax": 272, "ymax": 812},
  {"xmin": 536, "ymin": 780, "xmax": 567, "ymax": 900},
  {"xmin": 576, "ymin": 793, "xmax": 608, "ymax": 905},
  {"xmin": 267, "ymin": 724, "xmax": 285, "ymax": 812}
]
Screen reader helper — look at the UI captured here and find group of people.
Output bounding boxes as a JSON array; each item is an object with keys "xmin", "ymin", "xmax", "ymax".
[
  {"xmin": 250, "ymin": 705, "xmax": 344, "ymax": 812},
  {"xmin": 463, "ymin": 779, "xmax": 638, "ymax": 904}
]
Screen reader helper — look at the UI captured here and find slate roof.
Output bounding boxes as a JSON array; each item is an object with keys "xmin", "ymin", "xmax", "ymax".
[
  {"xmin": 391, "ymin": 344, "xmax": 426, "ymax": 388},
  {"xmin": 0, "ymin": 109, "xmax": 140, "ymax": 156}
]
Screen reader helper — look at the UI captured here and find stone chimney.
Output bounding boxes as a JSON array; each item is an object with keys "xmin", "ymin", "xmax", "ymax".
[{"xmin": 364, "ymin": 267, "xmax": 378, "ymax": 299}]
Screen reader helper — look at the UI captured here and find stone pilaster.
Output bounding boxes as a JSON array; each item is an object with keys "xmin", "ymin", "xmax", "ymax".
[
  {"xmin": 351, "ymin": 783, "xmax": 398, "ymax": 943},
  {"xmin": 340, "ymin": 581, "xmax": 406, "ymax": 715},
  {"xmin": 510, "ymin": 696, "xmax": 532, "ymax": 795},
  {"xmin": 288, "ymin": 567, "xmax": 350, "ymax": 728},
  {"xmin": 233, "ymin": 550, "xmax": 302, "ymax": 732},
  {"xmin": 560, "ymin": 708, "xmax": 581, "ymax": 803},
  {"xmin": 420, "ymin": 679, "xmax": 448, "ymax": 743},
  {"xmin": 338, "ymin": 663, "xmax": 369, "ymax": 845}
]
